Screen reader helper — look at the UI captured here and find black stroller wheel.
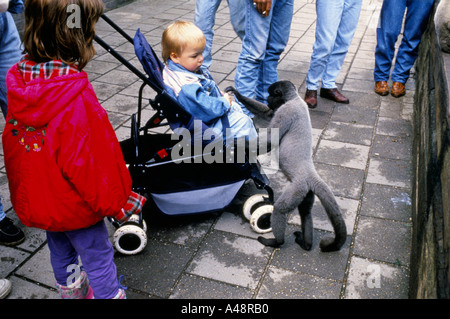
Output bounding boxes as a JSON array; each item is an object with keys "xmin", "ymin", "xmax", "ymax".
[{"xmin": 250, "ymin": 205, "xmax": 273, "ymax": 234}]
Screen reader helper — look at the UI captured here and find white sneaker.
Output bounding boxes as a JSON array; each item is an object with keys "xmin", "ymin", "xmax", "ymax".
[{"xmin": 0, "ymin": 279, "xmax": 12, "ymax": 299}]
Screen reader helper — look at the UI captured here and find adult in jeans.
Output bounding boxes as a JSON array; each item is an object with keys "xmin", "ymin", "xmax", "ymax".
[
  {"xmin": 0, "ymin": 0, "xmax": 25, "ymax": 247},
  {"xmin": 0, "ymin": 0, "xmax": 22, "ymax": 118},
  {"xmin": 373, "ymin": 0, "xmax": 435, "ymax": 98},
  {"xmin": 304, "ymin": 0, "xmax": 362, "ymax": 109},
  {"xmin": 234, "ymin": 0, "xmax": 294, "ymax": 111},
  {"xmin": 194, "ymin": 0, "xmax": 245, "ymax": 69},
  {"xmin": 0, "ymin": 0, "xmax": 25, "ymax": 299}
]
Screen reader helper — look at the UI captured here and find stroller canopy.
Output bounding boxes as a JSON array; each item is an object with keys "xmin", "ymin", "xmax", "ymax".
[{"xmin": 134, "ymin": 29, "xmax": 165, "ymax": 93}]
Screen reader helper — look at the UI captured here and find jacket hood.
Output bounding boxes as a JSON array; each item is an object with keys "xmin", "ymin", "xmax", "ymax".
[{"xmin": 6, "ymin": 64, "xmax": 89, "ymax": 128}]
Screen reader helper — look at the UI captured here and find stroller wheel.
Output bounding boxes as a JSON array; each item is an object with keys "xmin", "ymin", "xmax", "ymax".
[
  {"xmin": 127, "ymin": 214, "xmax": 148, "ymax": 232},
  {"xmin": 242, "ymin": 194, "xmax": 269, "ymax": 221},
  {"xmin": 113, "ymin": 224, "xmax": 147, "ymax": 255},
  {"xmin": 250, "ymin": 205, "xmax": 273, "ymax": 234}
]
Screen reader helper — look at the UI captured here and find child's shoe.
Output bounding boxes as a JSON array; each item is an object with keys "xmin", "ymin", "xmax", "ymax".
[
  {"xmin": 56, "ymin": 271, "xmax": 93, "ymax": 299},
  {"xmin": 112, "ymin": 288, "xmax": 127, "ymax": 299},
  {"xmin": 112, "ymin": 276, "xmax": 127, "ymax": 299}
]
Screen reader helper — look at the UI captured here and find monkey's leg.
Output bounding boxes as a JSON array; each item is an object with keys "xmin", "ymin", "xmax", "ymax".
[
  {"xmin": 294, "ymin": 190, "xmax": 314, "ymax": 250},
  {"xmin": 257, "ymin": 207, "xmax": 287, "ymax": 247},
  {"xmin": 258, "ymin": 184, "xmax": 307, "ymax": 248}
]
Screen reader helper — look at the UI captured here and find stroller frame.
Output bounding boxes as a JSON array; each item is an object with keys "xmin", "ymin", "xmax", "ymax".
[{"xmin": 94, "ymin": 15, "xmax": 274, "ymax": 254}]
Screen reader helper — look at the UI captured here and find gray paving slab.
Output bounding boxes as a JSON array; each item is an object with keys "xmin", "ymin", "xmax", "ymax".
[{"xmin": 0, "ymin": 0, "xmax": 415, "ymax": 300}]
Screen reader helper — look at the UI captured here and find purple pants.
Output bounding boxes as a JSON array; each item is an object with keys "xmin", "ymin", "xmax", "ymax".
[{"xmin": 46, "ymin": 220, "xmax": 119, "ymax": 299}]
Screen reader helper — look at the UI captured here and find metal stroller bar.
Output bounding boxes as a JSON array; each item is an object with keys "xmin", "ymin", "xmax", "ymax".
[
  {"xmin": 94, "ymin": 15, "xmax": 192, "ymax": 130},
  {"xmin": 94, "ymin": 14, "xmax": 167, "ymax": 127},
  {"xmin": 93, "ymin": 35, "xmax": 149, "ymax": 86},
  {"xmin": 100, "ymin": 14, "xmax": 134, "ymax": 44}
]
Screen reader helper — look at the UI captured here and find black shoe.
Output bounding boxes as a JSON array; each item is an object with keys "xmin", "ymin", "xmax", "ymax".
[
  {"xmin": 319, "ymin": 88, "xmax": 349, "ymax": 104},
  {"xmin": 0, "ymin": 217, "xmax": 25, "ymax": 246}
]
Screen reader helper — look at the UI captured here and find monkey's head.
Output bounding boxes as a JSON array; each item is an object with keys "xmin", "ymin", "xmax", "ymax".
[{"xmin": 267, "ymin": 81, "xmax": 297, "ymax": 110}]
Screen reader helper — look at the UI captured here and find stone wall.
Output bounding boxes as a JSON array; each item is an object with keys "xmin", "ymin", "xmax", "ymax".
[{"xmin": 409, "ymin": 1, "xmax": 450, "ymax": 299}]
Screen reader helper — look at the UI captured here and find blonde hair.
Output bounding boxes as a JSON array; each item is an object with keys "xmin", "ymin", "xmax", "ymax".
[
  {"xmin": 161, "ymin": 20, "xmax": 206, "ymax": 63},
  {"xmin": 23, "ymin": 0, "xmax": 104, "ymax": 70}
]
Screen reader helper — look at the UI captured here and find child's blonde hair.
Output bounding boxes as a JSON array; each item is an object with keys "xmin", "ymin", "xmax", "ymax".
[
  {"xmin": 161, "ymin": 20, "xmax": 206, "ymax": 63},
  {"xmin": 23, "ymin": 0, "xmax": 104, "ymax": 70}
]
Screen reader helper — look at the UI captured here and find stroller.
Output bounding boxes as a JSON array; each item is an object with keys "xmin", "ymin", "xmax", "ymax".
[{"xmin": 95, "ymin": 15, "xmax": 275, "ymax": 255}]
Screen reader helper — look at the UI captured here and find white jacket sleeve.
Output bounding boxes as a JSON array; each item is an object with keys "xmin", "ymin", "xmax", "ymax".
[{"xmin": 0, "ymin": 0, "xmax": 9, "ymax": 13}]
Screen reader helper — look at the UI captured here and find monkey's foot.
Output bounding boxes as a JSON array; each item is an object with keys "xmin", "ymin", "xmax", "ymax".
[
  {"xmin": 294, "ymin": 231, "xmax": 312, "ymax": 251},
  {"xmin": 319, "ymin": 236, "xmax": 343, "ymax": 252},
  {"xmin": 257, "ymin": 236, "xmax": 283, "ymax": 248}
]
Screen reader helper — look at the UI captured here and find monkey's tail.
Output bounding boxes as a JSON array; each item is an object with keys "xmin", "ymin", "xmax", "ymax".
[{"xmin": 309, "ymin": 174, "xmax": 347, "ymax": 252}]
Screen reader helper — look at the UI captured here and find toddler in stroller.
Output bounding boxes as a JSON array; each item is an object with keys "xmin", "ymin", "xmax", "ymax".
[
  {"xmin": 94, "ymin": 15, "xmax": 274, "ymax": 255},
  {"xmin": 161, "ymin": 20, "xmax": 257, "ymax": 143}
]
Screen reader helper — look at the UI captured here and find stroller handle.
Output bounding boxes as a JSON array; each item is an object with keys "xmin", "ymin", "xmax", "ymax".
[
  {"xmin": 93, "ymin": 34, "xmax": 154, "ymax": 89},
  {"xmin": 94, "ymin": 14, "xmax": 162, "ymax": 94},
  {"xmin": 100, "ymin": 14, "xmax": 134, "ymax": 43}
]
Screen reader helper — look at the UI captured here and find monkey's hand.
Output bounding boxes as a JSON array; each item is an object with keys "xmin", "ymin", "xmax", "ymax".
[
  {"xmin": 224, "ymin": 86, "xmax": 239, "ymax": 96},
  {"xmin": 258, "ymin": 236, "xmax": 284, "ymax": 248}
]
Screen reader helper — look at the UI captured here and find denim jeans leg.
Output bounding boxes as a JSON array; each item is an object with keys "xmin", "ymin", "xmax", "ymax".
[
  {"xmin": 373, "ymin": 0, "xmax": 406, "ymax": 82},
  {"xmin": 227, "ymin": 0, "xmax": 245, "ymax": 40},
  {"xmin": 194, "ymin": 0, "xmax": 222, "ymax": 68},
  {"xmin": 391, "ymin": 0, "xmax": 434, "ymax": 83},
  {"xmin": 306, "ymin": 0, "xmax": 345, "ymax": 91},
  {"xmin": 256, "ymin": 0, "xmax": 293, "ymax": 102},
  {"xmin": 234, "ymin": 0, "xmax": 272, "ymax": 112},
  {"xmin": 0, "ymin": 12, "xmax": 23, "ymax": 117},
  {"xmin": 321, "ymin": 0, "xmax": 362, "ymax": 89},
  {"xmin": 0, "ymin": 197, "xmax": 5, "ymax": 222}
]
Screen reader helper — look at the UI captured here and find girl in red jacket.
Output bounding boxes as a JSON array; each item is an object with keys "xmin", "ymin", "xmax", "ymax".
[{"xmin": 3, "ymin": 0, "xmax": 146, "ymax": 299}]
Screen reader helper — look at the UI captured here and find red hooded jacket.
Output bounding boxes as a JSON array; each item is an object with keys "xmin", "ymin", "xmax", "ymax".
[{"xmin": 3, "ymin": 64, "xmax": 132, "ymax": 231}]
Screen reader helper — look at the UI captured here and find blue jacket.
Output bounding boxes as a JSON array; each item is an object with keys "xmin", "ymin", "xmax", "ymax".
[{"xmin": 163, "ymin": 60, "xmax": 230, "ymax": 125}]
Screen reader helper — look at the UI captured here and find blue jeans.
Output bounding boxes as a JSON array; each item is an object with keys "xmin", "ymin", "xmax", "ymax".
[
  {"xmin": 374, "ymin": 0, "xmax": 434, "ymax": 84},
  {"xmin": 0, "ymin": 197, "xmax": 5, "ymax": 222},
  {"xmin": 0, "ymin": 12, "xmax": 22, "ymax": 117},
  {"xmin": 234, "ymin": 0, "xmax": 294, "ymax": 105},
  {"xmin": 306, "ymin": 0, "xmax": 362, "ymax": 90},
  {"xmin": 195, "ymin": 0, "xmax": 245, "ymax": 68},
  {"xmin": 46, "ymin": 221, "xmax": 120, "ymax": 299}
]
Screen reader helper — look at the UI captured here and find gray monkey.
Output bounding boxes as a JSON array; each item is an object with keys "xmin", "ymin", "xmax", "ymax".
[{"xmin": 226, "ymin": 81, "xmax": 346, "ymax": 252}]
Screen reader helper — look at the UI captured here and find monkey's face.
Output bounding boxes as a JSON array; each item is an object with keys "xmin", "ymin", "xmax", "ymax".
[{"xmin": 267, "ymin": 81, "xmax": 296, "ymax": 110}]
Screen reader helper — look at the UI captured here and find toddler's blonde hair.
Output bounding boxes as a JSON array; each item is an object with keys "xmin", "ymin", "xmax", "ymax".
[{"xmin": 161, "ymin": 20, "xmax": 206, "ymax": 63}]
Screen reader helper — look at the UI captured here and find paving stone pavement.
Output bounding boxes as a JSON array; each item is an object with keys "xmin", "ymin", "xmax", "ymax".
[{"xmin": 1, "ymin": 0, "xmax": 414, "ymax": 300}]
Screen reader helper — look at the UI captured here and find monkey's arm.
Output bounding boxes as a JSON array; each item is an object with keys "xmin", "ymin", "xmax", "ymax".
[
  {"xmin": 261, "ymin": 107, "xmax": 291, "ymax": 143},
  {"xmin": 225, "ymin": 86, "xmax": 274, "ymax": 120},
  {"xmin": 254, "ymin": 107, "xmax": 292, "ymax": 155}
]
